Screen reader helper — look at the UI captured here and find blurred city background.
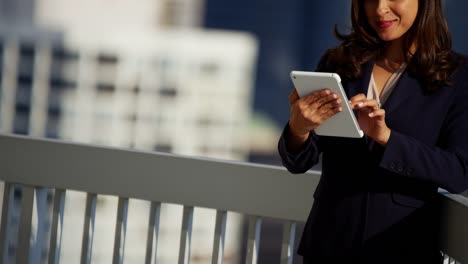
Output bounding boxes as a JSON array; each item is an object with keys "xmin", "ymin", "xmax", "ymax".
[{"xmin": 0, "ymin": 0, "xmax": 467, "ymax": 263}]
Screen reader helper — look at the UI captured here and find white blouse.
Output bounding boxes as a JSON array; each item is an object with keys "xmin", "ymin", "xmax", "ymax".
[{"xmin": 367, "ymin": 63, "xmax": 407, "ymax": 105}]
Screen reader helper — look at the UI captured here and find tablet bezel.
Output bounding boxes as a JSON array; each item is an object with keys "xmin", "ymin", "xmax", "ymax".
[{"xmin": 290, "ymin": 71, "xmax": 364, "ymax": 138}]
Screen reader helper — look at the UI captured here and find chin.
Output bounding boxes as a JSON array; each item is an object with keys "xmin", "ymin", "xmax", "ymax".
[{"xmin": 377, "ymin": 34, "xmax": 398, "ymax": 42}]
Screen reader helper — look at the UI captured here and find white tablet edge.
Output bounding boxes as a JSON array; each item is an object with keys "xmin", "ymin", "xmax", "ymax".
[{"xmin": 290, "ymin": 71, "xmax": 364, "ymax": 138}]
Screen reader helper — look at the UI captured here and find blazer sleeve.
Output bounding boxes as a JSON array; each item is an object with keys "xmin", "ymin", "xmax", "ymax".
[
  {"xmin": 278, "ymin": 123, "xmax": 321, "ymax": 173},
  {"xmin": 277, "ymin": 51, "xmax": 333, "ymax": 173},
  {"xmin": 379, "ymin": 74, "xmax": 468, "ymax": 194}
]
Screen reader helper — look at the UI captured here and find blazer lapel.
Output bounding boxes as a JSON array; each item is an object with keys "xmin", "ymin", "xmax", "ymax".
[
  {"xmin": 382, "ymin": 70, "xmax": 421, "ymax": 116},
  {"xmin": 346, "ymin": 60, "xmax": 421, "ymax": 117}
]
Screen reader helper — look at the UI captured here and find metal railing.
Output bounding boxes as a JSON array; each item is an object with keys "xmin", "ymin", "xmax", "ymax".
[{"xmin": 0, "ymin": 133, "xmax": 467, "ymax": 264}]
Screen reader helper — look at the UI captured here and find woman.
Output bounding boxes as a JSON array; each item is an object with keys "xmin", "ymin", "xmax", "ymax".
[{"xmin": 278, "ymin": 0, "xmax": 468, "ymax": 263}]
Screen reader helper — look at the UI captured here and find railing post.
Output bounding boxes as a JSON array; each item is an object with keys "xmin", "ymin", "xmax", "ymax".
[
  {"xmin": 81, "ymin": 193, "xmax": 97, "ymax": 264},
  {"xmin": 16, "ymin": 186, "xmax": 35, "ymax": 264},
  {"xmin": 212, "ymin": 210, "xmax": 227, "ymax": 264},
  {"xmin": 30, "ymin": 187, "xmax": 53, "ymax": 264},
  {"xmin": 49, "ymin": 189, "xmax": 66, "ymax": 264},
  {"xmin": 113, "ymin": 197, "xmax": 129, "ymax": 264},
  {"xmin": 0, "ymin": 182, "xmax": 12, "ymax": 263},
  {"xmin": 280, "ymin": 221, "xmax": 296, "ymax": 264},
  {"xmin": 145, "ymin": 202, "xmax": 161, "ymax": 264},
  {"xmin": 178, "ymin": 206, "xmax": 194, "ymax": 264},
  {"xmin": 245, "ymin": 216, "xmax": 262, "ymax": 264}
]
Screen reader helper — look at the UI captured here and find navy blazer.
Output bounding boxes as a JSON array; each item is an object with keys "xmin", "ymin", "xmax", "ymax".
[{"xmin": 278, "ymin": 52, "xmax": 468, "ymax": 263}]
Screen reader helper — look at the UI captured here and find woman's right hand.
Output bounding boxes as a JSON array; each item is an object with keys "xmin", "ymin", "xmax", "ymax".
[{"xmin": 287, "ymin": 88, "xmax": 343, "ymax": 148}]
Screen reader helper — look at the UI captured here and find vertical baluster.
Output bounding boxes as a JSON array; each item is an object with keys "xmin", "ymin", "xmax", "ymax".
[
  {"xmin": 245, "ymin": 216, "xmax": 262, "ymax": 264},
  {"xmin": 0, "ymin": 182, "xmax": 12, "ymax": 262},
  {"xmin": 145, "ymin": 202, "xmax": 161, "ymax": 264},
  {"xmin": 178, "ymin": 206, "xmax": 194, "ymax": 264},
  {"xmin": 49, "ymin": 189, "xmax": 66, "ymax": 264},
  {"xmin": 113, "ymin": 197, "xmax": 129, "ymax": 264},
  {"xmin": 16, "ymin": 186, "xmax": 35, "ymax": 264},
  {"xmin": 1, "ymin": 184, "xmax": 21, "ymax": 264},
  {"xmin": 280, "ymin": 221, "xmax": 296, "ymax": 264},
  {"xmin": 0, "ymin": 39, "xmax": 19, "ymax": 132},
  {"xmin": 211, "ymin": 210, "xmax": 227, "ymax": 264},
  {"xmin": 81, "ymin": 193, "xmax": 97, "ymax": 264},
  {"xmin": 30, "ymin": 187, "xmax": 52, "ymax": 264}
]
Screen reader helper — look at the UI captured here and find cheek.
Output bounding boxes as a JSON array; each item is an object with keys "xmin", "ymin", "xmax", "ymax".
[
  {"xmin": 401, "ymin": 11, "xmax": 417, "ymax": 30},
  {"xmin": 399, "ymin": 3, "xmax": 418, "ymax": 27}
]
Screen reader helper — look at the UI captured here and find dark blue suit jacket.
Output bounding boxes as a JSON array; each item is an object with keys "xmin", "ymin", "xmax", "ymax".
[{"xmin": 278, "ymin": 52, "xmax": 468, "ymax": 263}]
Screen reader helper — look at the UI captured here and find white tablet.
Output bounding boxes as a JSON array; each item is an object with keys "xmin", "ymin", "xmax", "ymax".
[{"xmin": 290, "ymin": 71, "xmax": 364, "ymax": 138}]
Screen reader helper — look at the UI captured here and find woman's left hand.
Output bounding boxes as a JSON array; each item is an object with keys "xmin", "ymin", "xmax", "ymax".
[{"xmin": 349, "ymin": 93, "xmax": 391, "ymax": 145}]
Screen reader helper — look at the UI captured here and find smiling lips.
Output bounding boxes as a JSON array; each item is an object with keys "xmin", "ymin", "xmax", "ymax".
[{"xmin": 377, "ymin": 19, "xmax": 398, "ymax": 29}]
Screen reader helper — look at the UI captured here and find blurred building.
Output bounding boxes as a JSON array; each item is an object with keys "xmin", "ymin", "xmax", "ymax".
[
  {"xmin": 34, "ymin": 0, "xmax": 205, "ymax": 31},
  {"xmin": 0, "ymin": 0, "xmax": 258, "ymax": 263}
]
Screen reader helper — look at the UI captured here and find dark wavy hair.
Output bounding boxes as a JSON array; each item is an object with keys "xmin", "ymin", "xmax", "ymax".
[{"xmin": 324, "ymin": 0, "xmax": 457, "ymax": 91}]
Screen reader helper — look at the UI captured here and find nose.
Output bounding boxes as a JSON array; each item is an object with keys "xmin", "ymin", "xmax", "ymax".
[{"xmin": 376, "ymin": 0, "xmax": 390, "ymax": 16}]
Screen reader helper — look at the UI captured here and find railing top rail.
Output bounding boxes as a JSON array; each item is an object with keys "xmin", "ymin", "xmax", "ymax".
[
  {"xmin": 2, "ymin": 133, "xmax": 468, "ymax": 261},
  {"xmin": 0, "ymin": 133, "xmax": 319, "ymax": 222}
]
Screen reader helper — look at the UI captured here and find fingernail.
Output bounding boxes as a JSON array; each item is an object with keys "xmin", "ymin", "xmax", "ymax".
[
  {"xmin": 369, "ymin": 112, "xmax": 374, "ymax": 117},
  {"xmin": 358, "ymin": 102, "xmax": 364, "ymax": 107}
]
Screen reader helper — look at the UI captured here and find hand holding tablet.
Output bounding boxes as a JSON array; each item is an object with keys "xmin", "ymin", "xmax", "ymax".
[{"xmin": 290, "ymin": 71, "xmax": 364, "ymax": 138}]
